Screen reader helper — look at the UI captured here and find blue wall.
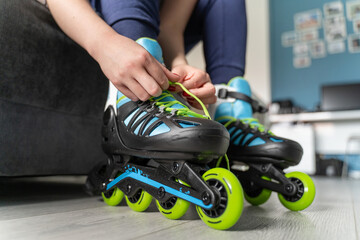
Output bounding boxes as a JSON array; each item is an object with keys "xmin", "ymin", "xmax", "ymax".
[{"xmin": 270, "ymin": 0, "xmax": 360, "ymax": 111}]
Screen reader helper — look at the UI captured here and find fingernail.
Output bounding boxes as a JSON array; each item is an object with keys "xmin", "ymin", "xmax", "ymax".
[
  {"xmin": 182, "ymin": 91, "xmax": 190, "ymax": 97},
  {"xmin": 173, "ymin": 73, "xmax": 180, "ymax": 77},
  {"xmin": 168, "ymin": 86, "xmax": 175, "ymax": 91}
]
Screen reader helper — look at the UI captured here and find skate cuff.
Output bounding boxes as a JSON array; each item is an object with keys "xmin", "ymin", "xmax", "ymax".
[{"xmin": 217, "ymin": 88, "xmax": 268, "ymax": 113}]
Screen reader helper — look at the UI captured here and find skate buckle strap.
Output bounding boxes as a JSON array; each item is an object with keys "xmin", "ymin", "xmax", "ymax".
[{"xmin": 217, "ymin": 88, "xmax": 268, "ymax": 113}]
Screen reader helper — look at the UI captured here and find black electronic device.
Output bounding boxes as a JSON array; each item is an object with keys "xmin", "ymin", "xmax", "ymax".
[{"xmin": 321, "ymin": 83, "xmax": 360, "ymax": 111}]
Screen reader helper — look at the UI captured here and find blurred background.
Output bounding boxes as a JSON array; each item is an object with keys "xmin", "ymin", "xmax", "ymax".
[{"xmin": 188, "ymin": 0, "xmax": 360, "ymax": 179}]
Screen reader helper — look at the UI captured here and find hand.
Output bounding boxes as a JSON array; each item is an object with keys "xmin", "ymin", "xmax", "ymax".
[
  {"xmin": 170, "ymin": 64, "xmax": 216, "ymax": 109},
  {"xmin": 92, "ymin": 33, "xmax": 180, "ymax": 101}
]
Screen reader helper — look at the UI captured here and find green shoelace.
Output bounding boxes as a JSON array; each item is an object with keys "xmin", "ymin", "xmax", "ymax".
[
  {"xmin": 216, "ymin": 116, "xmax": 273, "ymax": 135},
  {"xmin": 149, "ymin": 82, "xmax": 211, "ymax": 119}
]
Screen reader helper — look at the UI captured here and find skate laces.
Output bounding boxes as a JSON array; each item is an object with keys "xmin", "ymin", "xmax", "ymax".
[
  {"xmin": 217, "ymin": 116, "xmax": 272, "ymax": 135},
  {"xmin": 150, "ymin": 82, "xmax": 211, "ymax": 119}
]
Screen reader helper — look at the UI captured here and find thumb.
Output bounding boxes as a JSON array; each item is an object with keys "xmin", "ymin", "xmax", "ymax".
[{"xmin": 160, "ymin": 64, "xmax": 180, "ymax": 83}]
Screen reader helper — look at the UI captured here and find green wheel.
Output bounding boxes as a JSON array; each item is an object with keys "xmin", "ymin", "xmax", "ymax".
[
  {"xmin": 156, "ymin": 180, "xmax": 190, "ymax": 220},
  {"xmin": 278, "ymin": 172, "xmax": 315, "ymax": 211},
  {"xmin": 244, "ymin": 176, "xmax": 272, "ymax": 206},
  {"xmin": 125, "ymin": 189, "xmax": 153, "ymax": 212},
  {"xmin": 196, "ymin": 168, "xmax": 244, "ymax": 230},
  {"xmin": 102, "ymin": 187, "xmax": 124, "ymax": 206},
  {"xmin": 156, "ymin": 197, "xmax": 190, "ymax": 220}
]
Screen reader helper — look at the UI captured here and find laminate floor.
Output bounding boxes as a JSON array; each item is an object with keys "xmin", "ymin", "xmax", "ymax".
[{"xmin": 0, "ymin": 176, "xmax": 359, "ymax": 240}]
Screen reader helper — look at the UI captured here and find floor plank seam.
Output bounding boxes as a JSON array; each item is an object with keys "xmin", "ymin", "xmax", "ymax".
[
  {"xmin": 134, "ymin": 221, "xmax": 191, "ymax": 239},
  {"xmin": 0, "ymin": 205, "xmax": 107, "ymax": 222},
  {"xmin": 351, "ymin": 195, "xmax": 359, "ymax": 240}
]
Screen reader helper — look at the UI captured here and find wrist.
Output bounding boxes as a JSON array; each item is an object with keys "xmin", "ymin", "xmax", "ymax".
[
  {"xmin": 171, "ymin": 57, "xmax": 188, "ymax": 69},
  {"xmin": 86, "ymin": 27, "xmax": 118, "ymax": 61}
]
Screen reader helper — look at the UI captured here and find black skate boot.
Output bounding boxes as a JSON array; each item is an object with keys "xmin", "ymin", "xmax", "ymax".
[
  {"xmin": 95, "ymin": 38, "xmax": 244, "ymax": 230},
  {"xmin": 212, "ymin": 77, "xmax": 315, "ymax": 211}
]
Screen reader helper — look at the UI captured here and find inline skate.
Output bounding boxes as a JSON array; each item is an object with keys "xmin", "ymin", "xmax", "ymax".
[
  {"xmin": 211, "ymin": 77, "xmax": 315, "ymax": 211},
  {"xmin": 97, "ymin": 38, "xmax": 244, "ymax": 230}
]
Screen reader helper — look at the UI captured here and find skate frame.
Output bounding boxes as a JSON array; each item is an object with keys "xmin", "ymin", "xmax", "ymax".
[
  {"xmin": 233, "ymin": 161, "xmax": 299, "ymax": 197},
  {"xmin": 102, "ymin": 156, "xmax": 220, "ymax": 210}
]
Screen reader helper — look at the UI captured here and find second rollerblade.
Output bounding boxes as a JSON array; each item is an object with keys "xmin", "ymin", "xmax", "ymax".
[{"xmin": 211, "ymin": 77, "xmax": 315, "ymax": 211}]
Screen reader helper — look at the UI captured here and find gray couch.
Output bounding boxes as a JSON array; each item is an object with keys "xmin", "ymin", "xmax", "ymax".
[{"xmin": 0, "ymin": 0, "xmax": 108, "ymax": 176}]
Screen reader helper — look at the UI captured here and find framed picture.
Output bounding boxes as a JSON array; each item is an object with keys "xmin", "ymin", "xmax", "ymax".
[
  {"xmin": 310, "ymin": 41, "xmax": 327, "ymax": 58},
  {"xmin": 324, "ymin": 1, "xmax": 344, "ymax": 17},
  {"xmin": 327, "ymin": 41, "xmax": 345, "ymax": 54},
  {"xmin": 293, "ymin": 56, "xmax": 311, "ymax": 68},
  {"xmin": 293, "ymin": 42, "xmax": 309, "ymax": 55},
  {"xmin": 324, "ymin": 16, "xmax": 347, "ymax": 42},
  {"xmin": 353, "ymin": 17, "xmax": 360, "ymax": 32},
  {"xmin": 294, "ymin": 9, "xmax": 322, "ymax": 31},
  {"xmin": 348, "ymin": 34, "xmax": 360, "ymax": 53},
  {"xmin": 282, "ymin": 31, "xmax": 298, "ymax": 47},
  {"xmin": 346, "ymin": 1, "xmax": 360, "ymax": 20},
  {"xmin": 299, "ymin": 30, "xmax": 319, "ymax": 42}
]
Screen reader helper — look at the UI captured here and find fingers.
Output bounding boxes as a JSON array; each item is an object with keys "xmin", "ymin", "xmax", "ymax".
[
  {"xmin": 125, "ymin": 79, "xmax": 151, "ymax": 102},
  {"xmin": 186, "ymin": 94, "xmax": 217, "ymax": 108},
  {"xmin": 182, "ymin": 82, "xmax": 216, "ymax": 109},
  {"xmin": 160, "ymin": 63, "xmax": 181, "ymax": 83},
  {"xmin": 134, "ymin": 69, "xmax": 163, "ymax": 97},
  {"xmin": 144, "ymin": 58, "xmax": 170, "ymax": 90},
  {"xmin": 181, "ymin": 72, "xmax": 210, "ymax": 90},
  {"xmin": 186, "ymin": 82, "xmax": 216, "ymax": 100},
  {"xmin": 116, "ymin": 84, "xmax": 139, "ymax": 102}
]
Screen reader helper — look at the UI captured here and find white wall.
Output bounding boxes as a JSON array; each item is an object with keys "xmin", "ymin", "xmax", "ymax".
[{"xmin": 187, "ymin": 0, "xmax": 271, "ymax": 103}]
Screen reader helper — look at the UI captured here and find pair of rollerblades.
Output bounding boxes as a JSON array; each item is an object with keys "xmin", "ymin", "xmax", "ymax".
[{"xmin": 92, "ymin": 38, "xmax": 315, "ymax": 230}]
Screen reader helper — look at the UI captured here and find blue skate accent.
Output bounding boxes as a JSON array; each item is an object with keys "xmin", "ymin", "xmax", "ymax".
[
  {"xmin": 231, "ymin": 132, "xmax": 266, "ymax": 147},
  {"xmin": 143, "ymin": 116, "xmax": 158, "ymax": 131},
  {"xmin": 133, "ymin": 112, "xmax": 147, "ymax": 135},
  {"xmin": 124, "ymin": 110, "xmax": 138, "ymax": 127},
  {"xmin": 136, "ymin": 37, "xmax": 164, "ymax": 64},
  {"xmin": 106, "ymin": 166, "xmax": 213, "ymax": 210},
  {"xmin": 270, "ymin": 137, "xmax": 284, "ymax": 143},
  {"xmin": 116, "ymin": 91, "xmax": 131, "ymax": 109},
  {"xmin": 240, "ymin": 133, "xmax": 254, "ymax": 146},
  {"xmin": 178, "ymin": 121, "xmax": 199, "ymax": 128},
  {"xmin": 149, "ymin": 123, "xmax": 170, "ymax": 136},
  {"xmin": 230, "ymin": 129, "xmax": 242, "ymax": 141},
  {"xmin": 248, "ymin": 137, "xmax": 266, "ymax": 146},
  {"xmin": 123, "ymin": 109, "xmax": 170, "ymax": 136},
  {"xmin": 233, "ymin": 134, "xmax": 244, "ymax": 146},
  {"xmin": 228, "ymin": 126, "xmax": 236, "ymax": 135},
  {"xmin": 214, "ymin": 77, "xmax": 252, "ymax": 120}
]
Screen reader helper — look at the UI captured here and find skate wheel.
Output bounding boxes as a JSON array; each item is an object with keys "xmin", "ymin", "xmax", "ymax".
[
  {"xmin": 156, "ymin": 180, "xmax": 190, "ymax": 220},
  {"xmin": 278, "ymin": 172, "xmax": 315, "ymax": 211},
  {"xmin": 125, "ymin": 189, "xmax": 153, "ymax": 212},
  {"xmin": 156, "ymin": 198, "xmax": 190, "ymax": 220},
  {"xmin": 102, "ymin": 187, "xmax": 124, "ymax": 206},
  {"xmin": 196, "ymin": 168, "xmax": 243, "ymax": 230},
  {"xmin": 244, "ymin": 176, "xmax": 272, "ymax": 206}
]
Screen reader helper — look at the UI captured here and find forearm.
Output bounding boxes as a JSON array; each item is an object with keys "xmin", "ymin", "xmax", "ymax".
[
  {"xmin": 47, "ymin": 0, "xmax": 120, "ymax": 60},
  {"xmin": 158, "ymin": 31, "xmax": 187, "ymax": 68},
  {"xmin": 158, "ymin": 0, "xmax": 197, "ymax": 69}
]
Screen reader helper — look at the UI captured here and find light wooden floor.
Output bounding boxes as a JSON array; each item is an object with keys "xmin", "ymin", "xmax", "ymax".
[{"xmin": 0, "ymin": 176, "xmax": 359, "ymax": 240}]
